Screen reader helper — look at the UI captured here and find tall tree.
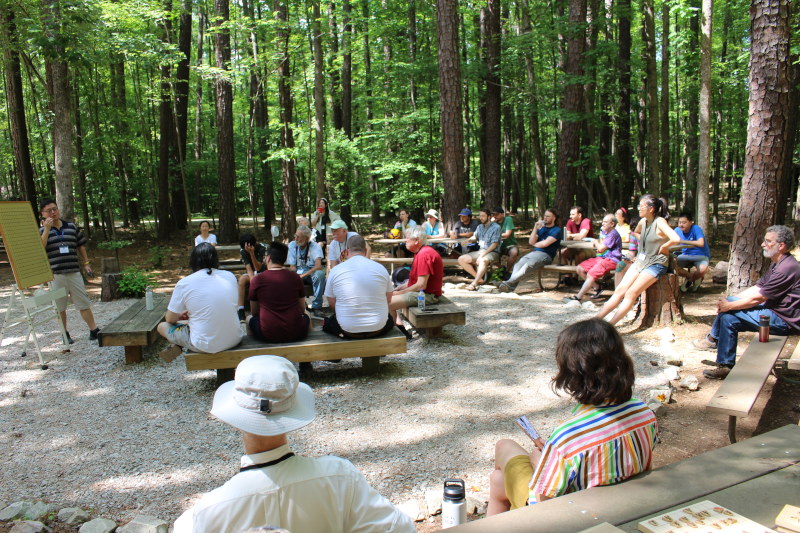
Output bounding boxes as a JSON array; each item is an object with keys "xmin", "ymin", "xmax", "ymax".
[
  {"xmin": 156, "ymin": 0, "xmax": 174, "ymax": 238},
  {"xmin": 616, "ymin": 0, "xmax": 634, "ymax": 206},
  {"xmin": 436, "ymin": 0, "xmax": 466, "ymax": 228},
  {"xmin": 215, "ymin": 0, "xmax": 237, "ymax": 242},
  {"xmin": 641, "ymin": 0, "xmax": 660, "ymax": 193},
  {"xmin": 697, "ymin": 0, "xmax": 713, "ymax": 231},
  {"xmin": 660, "ymin": 1, "xmax": 670, "ymax": 203},
  {"xmin": 311, "ymin": 0, "xmax": 327, "ymax": 202},
  {"xmin": 727, "ymin": 0, "xmax": 790, "ymax": 292},
  {"xmin": 275, "ymin": 0, "xmax": 297, "ymax": 237},
  {"xmin": 520, "ymin": 0, "xmax": 547, "ymax": 217},
  {"xmin": 171, "ymin": 0, "xmax": 191, "ymax": 229},
  {"xmin": 482, "ymin": 0, "xmax": 502, "ymax": 208}
]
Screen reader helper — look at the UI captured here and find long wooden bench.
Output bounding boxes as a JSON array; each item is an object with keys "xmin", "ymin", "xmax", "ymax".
[
  {"xmin": 537, "ymin": 264, "xmax": 578, "ymax": 290},
  {"xmin": 98, "ymin": 294, "xmax": 169, "ymax": 364},
  {"xmin": 372, "ymin": 257, "xmax": 460, "ymax": 272},
  {"xmin": 786, "ymin": 338, "xmax": 800, "ymax": 371},
  {"xmin": 706, "ymin": 334, "xmax": 787, "ymax": 443},
  {"xmin": 184, "ymin": 328, "xmax": 407, "ymax": 383},
  {"xmin": 400, "ymin": 295, "xmax": 465, "ymax": 337}
]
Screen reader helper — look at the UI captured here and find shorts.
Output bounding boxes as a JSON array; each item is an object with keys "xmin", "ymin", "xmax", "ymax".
[
  {"xmin": 579, "ymin": 257, "xmax": 618, "ymax": 279},
  {"xmin": 50, "ymin": 272, "xmax": 93, "ymax": 312},
  {"xmin": 676, "ymin": 254, "xmax": 710, "ymax": 269},
  {"xmin": 500, "ymin": 244, "xmax": 518, "ymax": 256},
  {"xmin": 504, "ymin": 455, "xmax": 534, "ymax": 510},
  {"xmin": 466, "ymin": 251, "xmax": 499, "ymax": 265},
  {"xmin": 400, "ymin": 291, "xmax": 440, "ymax": 307},
  {"xmin": 322, "ymin": 313, "xmax": 395, "ymax": 339},
  {"xmin": 163, "ymin": 323, "xmax": 201, "ymax": 351},
  {"xmin": 636, "ymin": 263, "xmax": 668, "ymax": 278}
]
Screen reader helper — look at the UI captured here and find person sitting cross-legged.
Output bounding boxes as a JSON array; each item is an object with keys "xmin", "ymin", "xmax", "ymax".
[
  {"xmin": 567, "ymin": 214, "xmax": 622, "ymax": 301},
  {"xmin": 693, "ymin": 225, "xmax": 800, "ymax": 380},
  {"xmin": 322, "ymin": 235, "xmax": 395, "ymax": 339},
  {"xmin": 287, "ymin": 225, "xmax": 326, "ymax": 317},
  {"xmin": 248, "ymin": 242, "xmax": 311, "ymax": 343},
  {"xmin": 389, "ymin": 226, "xmax": 444, "ymax": 339},
  {"xmin": 497, "ymin": 208, "xmax": 561, "ymax": 293},
  {"xmin": 458, "ymin": 207, "xmax": 501, "ymax": 291},
  {"xmin": 158, "ymin": 243, "xmax": 243, "ymax": 360},
  {"xmin": 173, "ymin": 355, "xmax": 415, "ymax": 533},
  {"xmin": 487, "ymin": 319, "xmax": 658, "ymax": 516}
]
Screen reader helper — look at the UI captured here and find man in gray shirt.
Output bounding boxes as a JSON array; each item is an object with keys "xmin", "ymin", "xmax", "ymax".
[{"xmin": 458, "ymin": 207, "xmax": 501, "ymax": 290}]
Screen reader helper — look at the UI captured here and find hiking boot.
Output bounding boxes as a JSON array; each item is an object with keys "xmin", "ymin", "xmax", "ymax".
[
  {"xmin": 701, "ymin": 359, "xmax": 721, "ymax": 367},
  {"xmin": 89, "ymin": 328, "xmax": 100, "ymax": 341},
  {"xmin": 703, "ymin": 365, "xmax": 732, "ymax": 380},
  {"xmin": 64, "ymin": 331, "xmax": 75, "ymax": 345},
  {"xmin": 692, "ymin": 335, "xmax": 718, "ymax": 351},
  {"xmin": 237, "ymin": 308, "xmax": 246, "ymax": 322}
]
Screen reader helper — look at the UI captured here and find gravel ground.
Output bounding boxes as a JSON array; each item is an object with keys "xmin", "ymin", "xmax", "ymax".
[{"xmin": 0, "ymin": 283, "xmax": 670, "ymax": 528}]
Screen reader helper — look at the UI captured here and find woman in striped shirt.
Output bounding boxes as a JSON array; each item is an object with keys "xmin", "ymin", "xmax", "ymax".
[{"xmin": 487, "ymin": 318, "xmax": 658, "ymax": 515}]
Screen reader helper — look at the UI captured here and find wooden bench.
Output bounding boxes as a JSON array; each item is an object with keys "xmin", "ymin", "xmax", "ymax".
[
  {"xmin": 184, "ymin": 328, "xmax": 407, "ymax": 383},
  {"xmin": 372, "ymin": 257, "xmax": 460, "ymax": 272},
  {"xmin": 536, "ymin": 264, "xmax": 578, "ymax": 290},
  {"xmin": 706, "ymin": 335, "xmax": 788, "ymax": 443},
  {"xmin": 400, "ymin": 295, "xmax": 465, "ymax": 337},
  {"xmin": 98, "ymin": 294, "xmax": 169, "ymax": 364},
  {"xmin": 786, "ymin": 338, "xmax": 800, "ymax": 371}
]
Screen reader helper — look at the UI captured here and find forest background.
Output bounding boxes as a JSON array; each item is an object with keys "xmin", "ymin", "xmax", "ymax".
[{"xmin": 0, "ymin": 0, "xmax": 798, "ymax": 291}]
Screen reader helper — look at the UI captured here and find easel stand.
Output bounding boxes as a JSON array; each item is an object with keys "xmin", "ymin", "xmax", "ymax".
[{"xmin": 0, "ymin": 284, "xmax": 69, "ymax": 369}]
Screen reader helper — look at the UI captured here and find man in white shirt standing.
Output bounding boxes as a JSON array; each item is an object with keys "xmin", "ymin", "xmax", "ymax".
[
  {"xmin": 323, "ymin": 235, "xmax": 395, "ymax": 339},
  {"xmin": 173, "ymin": 355, "xmax": 414, "ymax": 533}
]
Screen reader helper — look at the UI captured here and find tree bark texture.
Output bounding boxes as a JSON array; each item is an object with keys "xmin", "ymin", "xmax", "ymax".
[
  {"xmin": 697, "ymin": 0, "xmax": 713, "ymax": 232},
  {"xmin": 436, "ymin": 0, "xmax": 466, "ymax": 229},
  {"xmin": 554, "ymin": 0, "xmax": 586, "ymax": 219},
  {"xmin": 215, "ymin": 0, "xmax": 238, "ymax": 243},
  {"xmin": 157, "ymin": 1, "xmax": 174, "ymax": 239},
  {"xmin": 727, "ymin": 0, "xmax": 790, "ymax": 293},
  {"xmin": 171, "ymin": 0, "xmax": 191, "ymax": 230},
  {"xmin": 275, "ymin": 0, "xmax": 297, "ymax": 238},
  {"xmin": 660, "ymin": 2, "xmax": 671, "ymax": 204},
  {"xmin": 312, "ymin": 0, "xmax": 327, "ymax": 202},
  {"xmin": 630, "ymin": 274, "xmax": 684, "ymax": 329},
  {"xmin": 642, "ymin": 0, "xmax": 660, "ymax": 194},
  {"xmin": 482, "ymin": 0, "xmax": 502, "ymax": 209},
  {"xmin": 616, "ymin": 0, "xmax": 633, "ymax": 207},
  {"xmin": 521, "ymin": 0, "xmax": 547, "ymax": 217}
]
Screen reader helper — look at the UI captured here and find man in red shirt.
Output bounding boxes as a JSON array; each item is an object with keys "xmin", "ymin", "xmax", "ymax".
[{"xmin": 389, "ymin": 226, "xmax": 444, "ymax": 338}]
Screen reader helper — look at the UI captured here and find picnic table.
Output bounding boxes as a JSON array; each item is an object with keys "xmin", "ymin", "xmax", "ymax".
[{"xmin": 98, "ymin": 294, "xmax": 169, "ymax": 364}]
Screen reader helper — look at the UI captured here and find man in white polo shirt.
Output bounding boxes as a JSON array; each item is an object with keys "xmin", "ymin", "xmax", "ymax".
[{"xmin": 323, "ymin": 234, "xmax": 395, "ymax": 339}]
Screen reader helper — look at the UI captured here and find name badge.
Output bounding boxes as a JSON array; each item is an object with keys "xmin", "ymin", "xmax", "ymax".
[
  {"xmin": 479, "ymin": 240, "xmax": 486, "ymax": 248},
  {"xmin": 637, "ymin": 252, "xmax": 645, "ymax": 261},
  {"xmin": 59, "ymin": 245, "xmax": 70, "ymax": 254}
]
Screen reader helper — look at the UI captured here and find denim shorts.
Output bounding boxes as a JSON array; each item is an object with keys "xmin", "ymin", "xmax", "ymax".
[{"xmin": 638, "ymin": 263, "xmax": 667, "ymax": 278}]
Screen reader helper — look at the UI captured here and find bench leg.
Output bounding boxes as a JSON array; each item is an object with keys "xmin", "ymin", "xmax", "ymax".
[
  {"xmin": 426, "ymin": 327, "xmax": 443, "ymax": 337},
  {"xmin": 728, "ymin": 416, "xmax": 737, "ymax": 444},
  {"xmin": 124, "ymin": 345, "xmax": 143, "ymax": 365},
  {"xmin": 361, "ymin": 356, "xmax": 380, "ymax": 373},
  {"xmin": 216, "ymin": 368, "xmax": 235, "ymax": 387}
]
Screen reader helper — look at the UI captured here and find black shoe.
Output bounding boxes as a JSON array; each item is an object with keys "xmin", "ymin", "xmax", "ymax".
[
  {"xmin": 65, "ymin": 331, "xmax": 75, "ymax": 345},
  {"xmin": 396, "ymin": 324, "xmax": 414, "ymax": 340},
  {"xmin": 89, "ymin": 328, "xmax": 100, "ymax": 341},
  {"xmin": 237, "ymin": 308, "xmax": 246, "ymax": 322}
]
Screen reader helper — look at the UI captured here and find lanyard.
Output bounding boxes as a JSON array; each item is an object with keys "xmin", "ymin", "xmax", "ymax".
[
  {"xmin": 297, "ymin": 243, "xmax": 309, "ymax": 266},
  {"xmin": 239, "ymin": 452, "xmax": 295, "ymax": 472}
]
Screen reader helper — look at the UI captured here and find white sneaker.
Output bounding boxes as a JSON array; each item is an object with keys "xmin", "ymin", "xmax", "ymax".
[
  {"xmin": 691, "ymin": 279, "xmax": 702, "ymax": 292},
  {"xmin": 680, "ymin": 280, "xmax": 689, "ymax": 293}
]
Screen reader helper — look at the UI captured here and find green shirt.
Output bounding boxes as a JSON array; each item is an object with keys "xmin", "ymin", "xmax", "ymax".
[{"xmin": 500, "ymin": 216, "xmax": 517, "ymax": 247}]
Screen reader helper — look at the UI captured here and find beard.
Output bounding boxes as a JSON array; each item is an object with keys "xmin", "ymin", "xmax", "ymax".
[{"xmin": 763, "ymin": 247, "xmax": 778, "ymax": 258}]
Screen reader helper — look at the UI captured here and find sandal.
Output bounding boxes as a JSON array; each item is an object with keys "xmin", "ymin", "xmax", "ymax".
[
  {"xmin": 590, "ymin": 287, "xmax": 604, "ymax": 299},
  {"xmin": 565, "ymin": 295, "xmax": 581, "ymax": 302},
  {"xmin": 466, "ymin": 284, "xmax": 478, "ymax": 291}
]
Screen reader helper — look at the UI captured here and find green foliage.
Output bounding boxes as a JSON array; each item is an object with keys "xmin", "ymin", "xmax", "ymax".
[
  {"xmin": 117, "ymin": 266, "xmax": 156, "ymax": 298},
  {"xmin": 149, "ymin": 245, "xmax": 170, "ymax": 268},
  {"xmin": 97, "ymin": 239, "xmax": 133, "ymax": 251}
]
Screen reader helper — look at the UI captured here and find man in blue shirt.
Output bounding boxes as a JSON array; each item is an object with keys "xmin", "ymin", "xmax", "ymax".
[
  {"xmin": 673, "ymin": 211, "xmax": 711, "ymax": 292},
  {"xmin": 498, "ymin": 208, "xmax": 562, "ymax": 293},
  {"xmin": 287, "ymin": 225, "xmax": 326, "ymax": 316},
  {"xmin": 458, "ymin": 208, "xmax": 501, "ymax": 290}
]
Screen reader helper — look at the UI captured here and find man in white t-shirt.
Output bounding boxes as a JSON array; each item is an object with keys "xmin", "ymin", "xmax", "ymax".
[
  {"xmin": 327, "ymin": 220, "xmax": 370, "ymax": 271},
  {"xmin": 158, "ymin": 243, "xmax": 243, "ymax": 360},
  {"xmin": 323, "ymin": 235, "xmax": 394, "ymax": 339}
]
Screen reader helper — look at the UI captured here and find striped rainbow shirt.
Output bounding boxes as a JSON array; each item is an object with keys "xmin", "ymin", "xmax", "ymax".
[{"xmin": 528, "ymin": 399, "xmax": 658, "ymax": 503}]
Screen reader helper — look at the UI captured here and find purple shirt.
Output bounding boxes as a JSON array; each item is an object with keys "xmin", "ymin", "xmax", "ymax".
[
  {"xmin": 598, "ymin": 228, "xmax": 622, "ymax": 263},
  {"xmin": 757, "ymin": 253, "xmax": 800, "ymax": 332}
]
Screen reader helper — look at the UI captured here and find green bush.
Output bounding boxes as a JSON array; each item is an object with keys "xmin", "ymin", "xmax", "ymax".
[
  {"xmin": 149, "ymin": 245, "xmax": 170, "ymax": 268},
  {"xmin": 117, "ymin": 267, "xmax": 157, "ymax": 298}
]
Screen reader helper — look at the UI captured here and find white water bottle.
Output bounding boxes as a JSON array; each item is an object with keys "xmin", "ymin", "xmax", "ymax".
[
  {"xmin": 441, "ymin": 478, "xmax": 466, "ymax": 528},
  {"xmin": 145, "ymin": 286, "xmax": 154, "ymax": 310},
  {"xmin": 418, "ymin": 290, "xmax": 426, "ymax": 311}
]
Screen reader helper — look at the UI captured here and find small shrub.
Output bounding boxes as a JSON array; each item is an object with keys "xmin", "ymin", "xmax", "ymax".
[
  {"xmin": 117, "ymin": 266, "xmax": 157, "ymax": 298},
  {"xmin": 149, "ymin": 245, "xmax": 170, "ymax": 268}
]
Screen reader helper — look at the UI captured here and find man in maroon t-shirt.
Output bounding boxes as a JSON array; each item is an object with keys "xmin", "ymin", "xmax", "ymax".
[
  {"xmin": 389, "ymin": 227, "xmax": 444, "ymax": 336},
  {"xmin": 248, "ymin": 242, "xmax": 310, "ymax": 343},
  {"xmin": 694, "ymin": 225, "xmax": 800, "ymax": 380}
]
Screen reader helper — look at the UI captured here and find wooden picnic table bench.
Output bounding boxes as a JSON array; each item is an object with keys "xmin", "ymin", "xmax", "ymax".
[
  {"xmin": 400, "ymin": 295, "xmax": 465, "ymax": 337},
  {"xmin": 184, "ymin": 327, "xmax": 407, "ymax": 384},
  {"xmin": 786, "ymin": 337, "xmax": 800, "ymax": 371},
  {"xmin": 98, "ymin": 294, "xmax": 169, "ymax": 364},
  {"xmin": 706, "ymin": 334, "xmax": 788, "ymax": 443}
]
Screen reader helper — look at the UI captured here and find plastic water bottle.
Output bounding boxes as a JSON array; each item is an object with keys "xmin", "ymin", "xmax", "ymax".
[
  {"xmin": 441, "ymin": 478, "xmax": 467, "ymax": 528},
  {"xmin": 145, "ymin": 286, "xmax": 154, "ymax": 310},
  {"xmin": 418, "ymin": 290, "xmax": 426, "ymax": 311}
]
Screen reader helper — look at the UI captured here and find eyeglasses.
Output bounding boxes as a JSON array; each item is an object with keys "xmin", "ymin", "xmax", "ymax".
[{"xmin": 43, "ymin": 207, "xmax": 58, "ymax": 213}]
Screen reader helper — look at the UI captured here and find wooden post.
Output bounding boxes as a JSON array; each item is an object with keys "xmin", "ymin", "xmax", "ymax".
[
  {"xmin": 630, "ymin": 273, "xmax": 684, "ymax": 328},
  {"xmin": 101, "ymin": 257, "xmax": 121, "ymax": 301}
]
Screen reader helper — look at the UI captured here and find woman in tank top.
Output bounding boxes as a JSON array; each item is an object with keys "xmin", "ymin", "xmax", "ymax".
[{"xmin": 595, "ymin": 195, "xmax": 680, "ymax": 325}]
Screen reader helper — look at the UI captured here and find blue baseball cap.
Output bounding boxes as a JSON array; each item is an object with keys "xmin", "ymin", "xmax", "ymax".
[{"xmin": 459, "ymin": 208, "xmax": 472, "ymax": 217}]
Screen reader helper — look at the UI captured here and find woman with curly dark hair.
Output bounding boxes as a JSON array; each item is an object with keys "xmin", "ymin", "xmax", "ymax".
[{"xmin": 487, "ymin": 319, "xmax": 658, "ymax": 515}]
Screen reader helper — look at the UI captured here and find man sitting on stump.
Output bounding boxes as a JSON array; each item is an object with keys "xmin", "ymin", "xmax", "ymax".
[
  {"xmin": 323, "ymin": 235, "xmax": 395, "ymax": 339},
  {"xmin": 389, "ymin": 226, "xmax": 444, "ymax": 339},
  {"xmin": 693, "ymin": 225, "xmax": 800, "ymax": 380}
]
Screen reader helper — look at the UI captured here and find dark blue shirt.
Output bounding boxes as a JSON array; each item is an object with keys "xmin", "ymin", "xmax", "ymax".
[{"xmin": 536, "ymin": 225, "xmax": 563, "ymax": 258}]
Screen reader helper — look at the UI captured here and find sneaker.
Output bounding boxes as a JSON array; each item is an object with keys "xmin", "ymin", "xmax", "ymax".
[
  {"xmin": 64, "ymin": 331, "xmax": 75, "ymax": 345},
  {"xmin": 497, "ymin": 282, "xmax": 512, "ymax": 293},
  {"xmin": 692, "ymin": 336, "xmax": 718, "ymax": 351},
  {"xmin": 691, "ymin": 279, "xmax": 702, "ymax": 292},
  {"xmin": 311, "ymin": 308, "xmax": 326, "ymax": 318},
  {"xmin": 703, "ymin": 366, "xmax": 732, "ymax": 380},
  {"xmin": 89, "ymin": 328, "xmax": 100, "ymax": 341},
  {"xmin": 680, "ymin": 280, "xmax": 689, "ymax": 293},
  {"xmin": 701, "ymin": 359, "xmax": 721, "ymax": 367},
  {"xmin": 237, "ymin": 308, "xmax": 246, "ymax": 322}
]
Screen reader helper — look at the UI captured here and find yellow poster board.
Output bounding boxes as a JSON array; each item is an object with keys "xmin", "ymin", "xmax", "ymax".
[{"xmin": 0, "ymin": 201, "xmax": 53, "ymax": 289}]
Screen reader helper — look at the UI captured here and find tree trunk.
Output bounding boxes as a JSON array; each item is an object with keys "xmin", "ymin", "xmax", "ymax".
[
  {"xmin": 192, "ymin": 10, "xmax": 205, "ymax": 213},
  {"xmin": 727, "ymin": 0, "xmax": 790, "ymax": 293},
  {"xmin": 697, "ymin": 0, "xmax": 713, "ymax": 231},
  {"xmin": 520, "ymin": 0, "xmax": 547, "ymax": 217},
  {"xmin": 311, "ymin": 0, "xmax": 327, "ymax": 203},
  {"xmin": 436, "ymin": 0, "xmax": 466, "ymax": 229},
  {"xmin": 157, "ymin": 0, "xmax": 174, "ymax": 239},
  {"xmin": 275, "ymin": 0, "xmax": 297, "ymax": 238},
  {"xmin": 482, "ymin": 0, "xmax": 502, "ymax": 209},
  {"xmin": 630, "ymin": 274, "xmax": 684, "ymax": 329},
  {"xmin": 642, "ymin": 0, "xmax": 660, "ymax": 194},
  {"xmin": 616, "ymin": 0, "xmax": 633, "ymax": 207},
  {"xmin": 1, "ymin": 7, "xmax": 37, "ymax": 211},
  {"xmin": 215, "ymin": 0, "xmax": 237, "ymax": 243},
  {"xmin": 683, "ymin": 1, "xmax": 700, "ymax": 212},
  {"xmin": 660, "ymin": 2, "xmax": 671, "ymax": 205},
  {"xmin": 339, "ymin": 0, "xmax": 353, "ymax": 228},
  {"xmin": 171, "ymin": 0, "xmax": 191, "ymax": 230}
]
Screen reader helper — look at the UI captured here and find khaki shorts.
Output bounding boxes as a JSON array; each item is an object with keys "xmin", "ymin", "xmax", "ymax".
[
  {"xmin": 163, "ymin": 323, "xmax": 201, "ymax": 352},
  {"xmin": 466, "ymin": 250, "xmax": 499, "ymax": 265},
  {"xmin": 400, "ymin": 291, "xmax": 440, "ymax": 307},
  {"xmin": 504, "ymin": 454, "xmax": 534, "ymax": 510},
  {"xmin": 50, "ymin": 272, "xmax": 93, "ymax": 312}
]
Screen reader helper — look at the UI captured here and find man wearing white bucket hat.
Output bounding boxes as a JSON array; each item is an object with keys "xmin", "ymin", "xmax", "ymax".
[{"xmin": 174, "ymin": 355, "xmax": 414, "ymax": 533}]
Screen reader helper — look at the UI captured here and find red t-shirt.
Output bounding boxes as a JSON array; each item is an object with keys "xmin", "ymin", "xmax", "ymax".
[
  {"xmin": 567, "ymin": 217, "xmax": 592, "ymax": 236},
  {"xmin": 410, "ymin": 245, "xmax": 443, "ymax": 297},
  {"xmin": 249, "ymin": 269, "xmax": 307, "ymax": 342}
]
